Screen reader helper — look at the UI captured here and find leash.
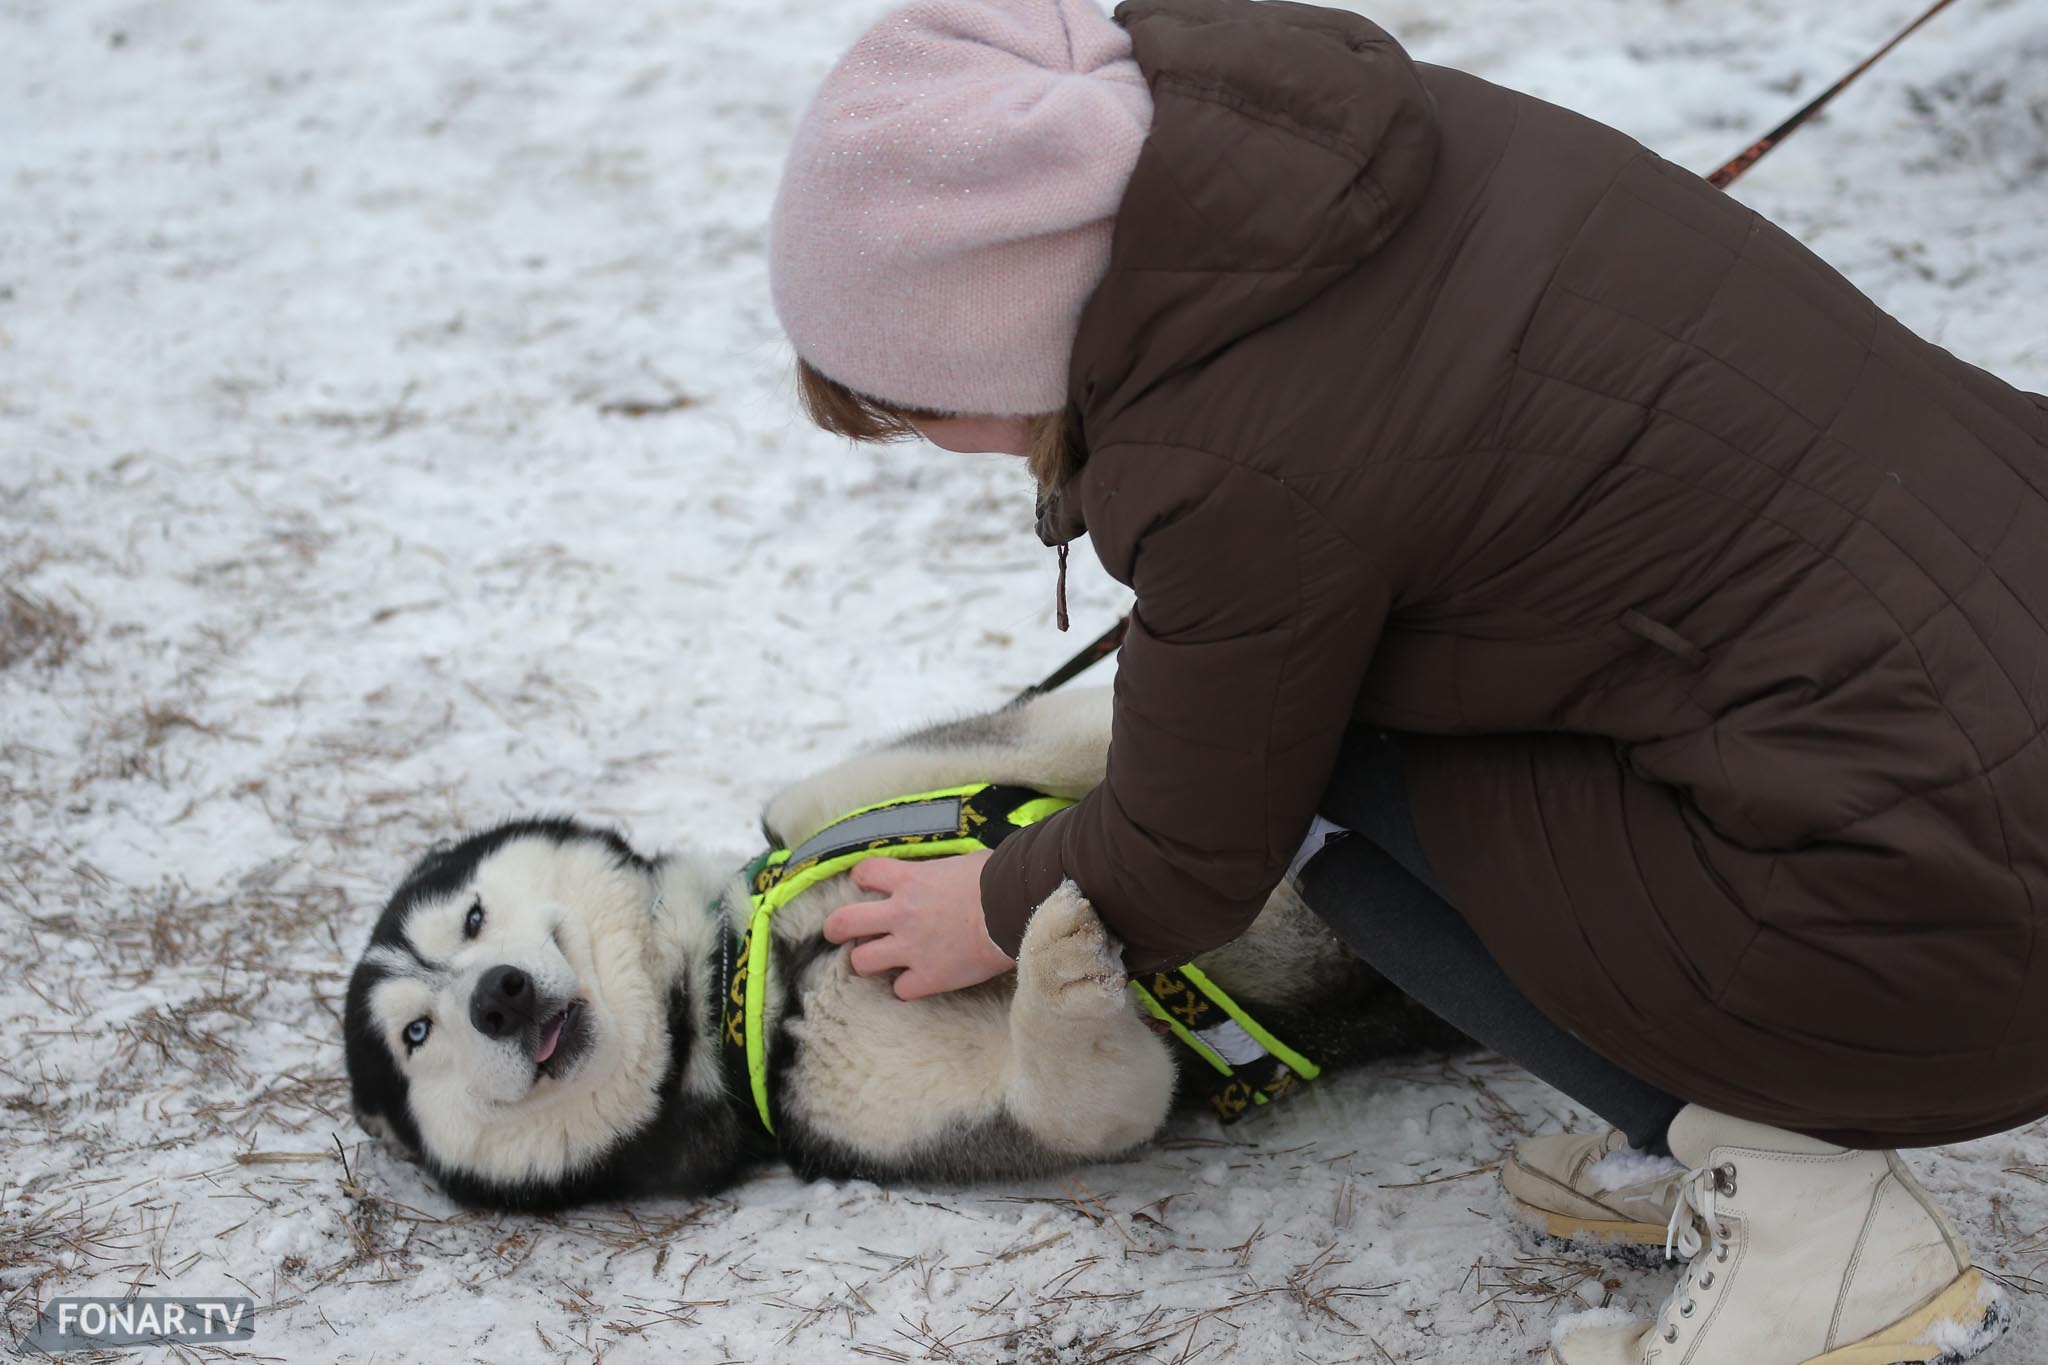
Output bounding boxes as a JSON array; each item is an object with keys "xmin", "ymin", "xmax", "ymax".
[
  {"xmin": 1010, "ymin": 615, "xmax": 1130, "ymax": 705},
  {"xmin": 1706, "ymin": 0, "xmax": 1961, "ymax": 189},
  {"xmin": 1016, "ymin": 0, "xmax": 1964, "ymax": 705}
]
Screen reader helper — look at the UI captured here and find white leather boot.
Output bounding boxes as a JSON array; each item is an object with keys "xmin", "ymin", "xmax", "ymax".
[
  {"xmin": 1544, "ymin": 1105, "xmax": 2011, "ymax": 1365},
  {"xmin": 1504, "ymin": 1127, "xmax": 1686, "ymax": 1248}
]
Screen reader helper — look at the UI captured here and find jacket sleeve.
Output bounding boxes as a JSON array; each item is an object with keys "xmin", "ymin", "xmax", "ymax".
[{"xmin": 981, "ymin": 446, "xmax": 1390, "ymax": 971}]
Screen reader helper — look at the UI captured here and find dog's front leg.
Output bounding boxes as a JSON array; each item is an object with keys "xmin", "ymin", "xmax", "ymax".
[{"xmin": 1003, "ymin": 883, "xmax": 1176, "ymax": 1157}]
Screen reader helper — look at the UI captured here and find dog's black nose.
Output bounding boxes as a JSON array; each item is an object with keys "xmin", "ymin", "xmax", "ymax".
[{"xmin": 469, "ymin": 965, "xmax": 537, "ymax": 1039}]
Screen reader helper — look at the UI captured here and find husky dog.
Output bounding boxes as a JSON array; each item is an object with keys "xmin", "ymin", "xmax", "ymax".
[{"xmin": 344, "ymin": 687, "xmax": 1462, "ymax": 1210}]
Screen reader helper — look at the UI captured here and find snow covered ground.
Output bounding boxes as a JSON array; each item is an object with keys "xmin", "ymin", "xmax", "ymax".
[{"xmin": 4, "ymin": 0, "xmax": 2045, "ymax": 1360}]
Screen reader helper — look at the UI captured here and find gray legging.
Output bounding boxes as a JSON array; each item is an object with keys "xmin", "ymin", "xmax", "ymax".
[{"xmin": 1297, "ymin": 729, "xmax": 1684, "ymax": 1154}]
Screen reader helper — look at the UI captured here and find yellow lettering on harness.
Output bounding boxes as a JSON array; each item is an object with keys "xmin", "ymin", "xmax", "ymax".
[
  {"xmin": 730, "ymin": 936, "xmax": 750, "ymax": 1010},
  {"xmin": 1211, "ymin": 1081, "xmax": 1254, "ymax": 1120},
  {"xmin": 1148, "ymin": 973, "xmax": 1212, "ymax": 1026},
  {"xmin": 725, "ymin": 934, "xmax": 751, "ymax": 1047}
]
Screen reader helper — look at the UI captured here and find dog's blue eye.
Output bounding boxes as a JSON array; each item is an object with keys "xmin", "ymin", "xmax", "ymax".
[
  {"xmin": 463, "ymin": 899, "xmax": 484, "ymax": 939},
  {"xmin": 403, "ymin": 1018, "xmax": 431, "ymax": 1049}
]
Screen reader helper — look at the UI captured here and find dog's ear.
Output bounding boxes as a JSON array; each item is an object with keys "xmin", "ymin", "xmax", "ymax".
[
  {"xmin": 351, "ymin": 1100, "xmax": 429, "ymax": 1163},
  {"xmin": 353, "ymin": 1105, "xmax": 394, "ymax": 1143},
  {"xmin": 405, "ymin": 838, "xmax": 460, "ymax": 881}
]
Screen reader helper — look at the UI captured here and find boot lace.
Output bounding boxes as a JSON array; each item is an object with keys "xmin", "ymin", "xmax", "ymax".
[
  {"xmin": 1657, "ymin": 1161, "xmax": 1737, "ymax": 1343},
  {"xmin": 1664, "ymin": 1163, "xmax": 1718, "ymax": 1260}
]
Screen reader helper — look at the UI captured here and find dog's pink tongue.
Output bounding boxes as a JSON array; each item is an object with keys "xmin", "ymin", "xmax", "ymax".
[{"xmin": 533, "ymin": 1015, "xmax": 564, "ymax": 1065}]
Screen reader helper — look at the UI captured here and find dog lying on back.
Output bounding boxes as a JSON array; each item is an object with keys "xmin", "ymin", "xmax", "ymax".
[{"xmin": 343, "ymin": 688, "xmax": 1462, "ymax": 1210}]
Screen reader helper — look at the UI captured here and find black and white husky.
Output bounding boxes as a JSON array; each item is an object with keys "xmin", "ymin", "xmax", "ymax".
[{"xmin": 344, "ymin": 688, "xmax": 1461, "ymax": 1211}]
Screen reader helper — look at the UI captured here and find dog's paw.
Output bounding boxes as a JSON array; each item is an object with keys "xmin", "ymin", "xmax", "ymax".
[{"xmin": 1017, "ymin": 882, "xmax": 1129, "ymax": 1019}]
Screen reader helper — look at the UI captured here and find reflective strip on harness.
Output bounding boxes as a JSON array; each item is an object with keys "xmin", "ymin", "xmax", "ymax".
[
  {"xmin": 1190, "ymin": 1016, "xmax": 1266, "ymax": 1066},
  {"xmin": 778, "ymin": 796, "xmax": 976, "ymax": 871}
]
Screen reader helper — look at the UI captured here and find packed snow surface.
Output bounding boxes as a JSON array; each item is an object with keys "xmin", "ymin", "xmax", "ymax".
[{"xmin": 4, "ymin": 0, "xmax": 2044, "ymax": 1360}]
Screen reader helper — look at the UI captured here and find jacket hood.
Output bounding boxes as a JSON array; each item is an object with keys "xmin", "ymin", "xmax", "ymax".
[{"xmin": 1071, "ymin": 0, "xmax": 1441, "ymax": 430}]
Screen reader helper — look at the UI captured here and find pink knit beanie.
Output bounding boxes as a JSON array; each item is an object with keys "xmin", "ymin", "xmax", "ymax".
[{"xmin": 770, "ymin": 0, "xmax": 1153, "ymax": 417}]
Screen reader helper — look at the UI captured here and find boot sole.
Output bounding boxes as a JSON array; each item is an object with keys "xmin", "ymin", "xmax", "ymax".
[
  {"xmin": 1801, "ymin": 1268, "xmax": 2012, "ymax": 1365},
  {"xmin": 1505, "ymin": 1192, "xmax": 1670, "ymax": 1249}
]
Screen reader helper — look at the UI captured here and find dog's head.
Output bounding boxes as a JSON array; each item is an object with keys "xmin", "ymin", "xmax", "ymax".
[{"xmin": 344, "ymin": 819, "xmax": 678, "ymax": 1206}]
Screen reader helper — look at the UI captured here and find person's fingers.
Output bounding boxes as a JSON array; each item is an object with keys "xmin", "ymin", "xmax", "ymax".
[
  {"xmin": 849, "ymin": 857, "xmax": 913, "ymax": 893},
  {"xmin": 823, "ymin": 899, "xmax": 899, "ymax": 944},
  {"xmin": 892, "ymin": 969, "xmax": 937, "ymax": 1002},
  {"xmin": 849, "ymin": 935, "xmax": 911, "ymax": 978}
]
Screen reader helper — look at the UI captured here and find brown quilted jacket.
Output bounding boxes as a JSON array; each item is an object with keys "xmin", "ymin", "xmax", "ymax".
[{"xmin": 979, "ymin": 0, "xmax": 2048, "ymax": 1146}]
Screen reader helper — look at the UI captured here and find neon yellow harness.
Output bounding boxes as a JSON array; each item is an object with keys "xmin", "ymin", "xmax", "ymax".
[{"xmin": 714, "ymin": 783, "xmax": 1321, "ymax": 1134}]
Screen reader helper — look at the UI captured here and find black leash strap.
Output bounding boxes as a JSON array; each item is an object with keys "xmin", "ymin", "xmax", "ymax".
[
  {"xmin": 1017, "ymin": 0, "xmax": 1963, "ymax": 705},
  {"xmin": 1707, "ymin": 0, "xmax": 1962, "ymax": 189},
  {"xmin": 1010, "ymin": 615, "xmax": 1130, "ymax": 706}
]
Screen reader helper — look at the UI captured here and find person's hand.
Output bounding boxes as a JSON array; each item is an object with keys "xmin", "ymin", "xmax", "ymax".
[{"xmin": 821, "ymin": 852, "xmax": 1015, "ymax": 1000}]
